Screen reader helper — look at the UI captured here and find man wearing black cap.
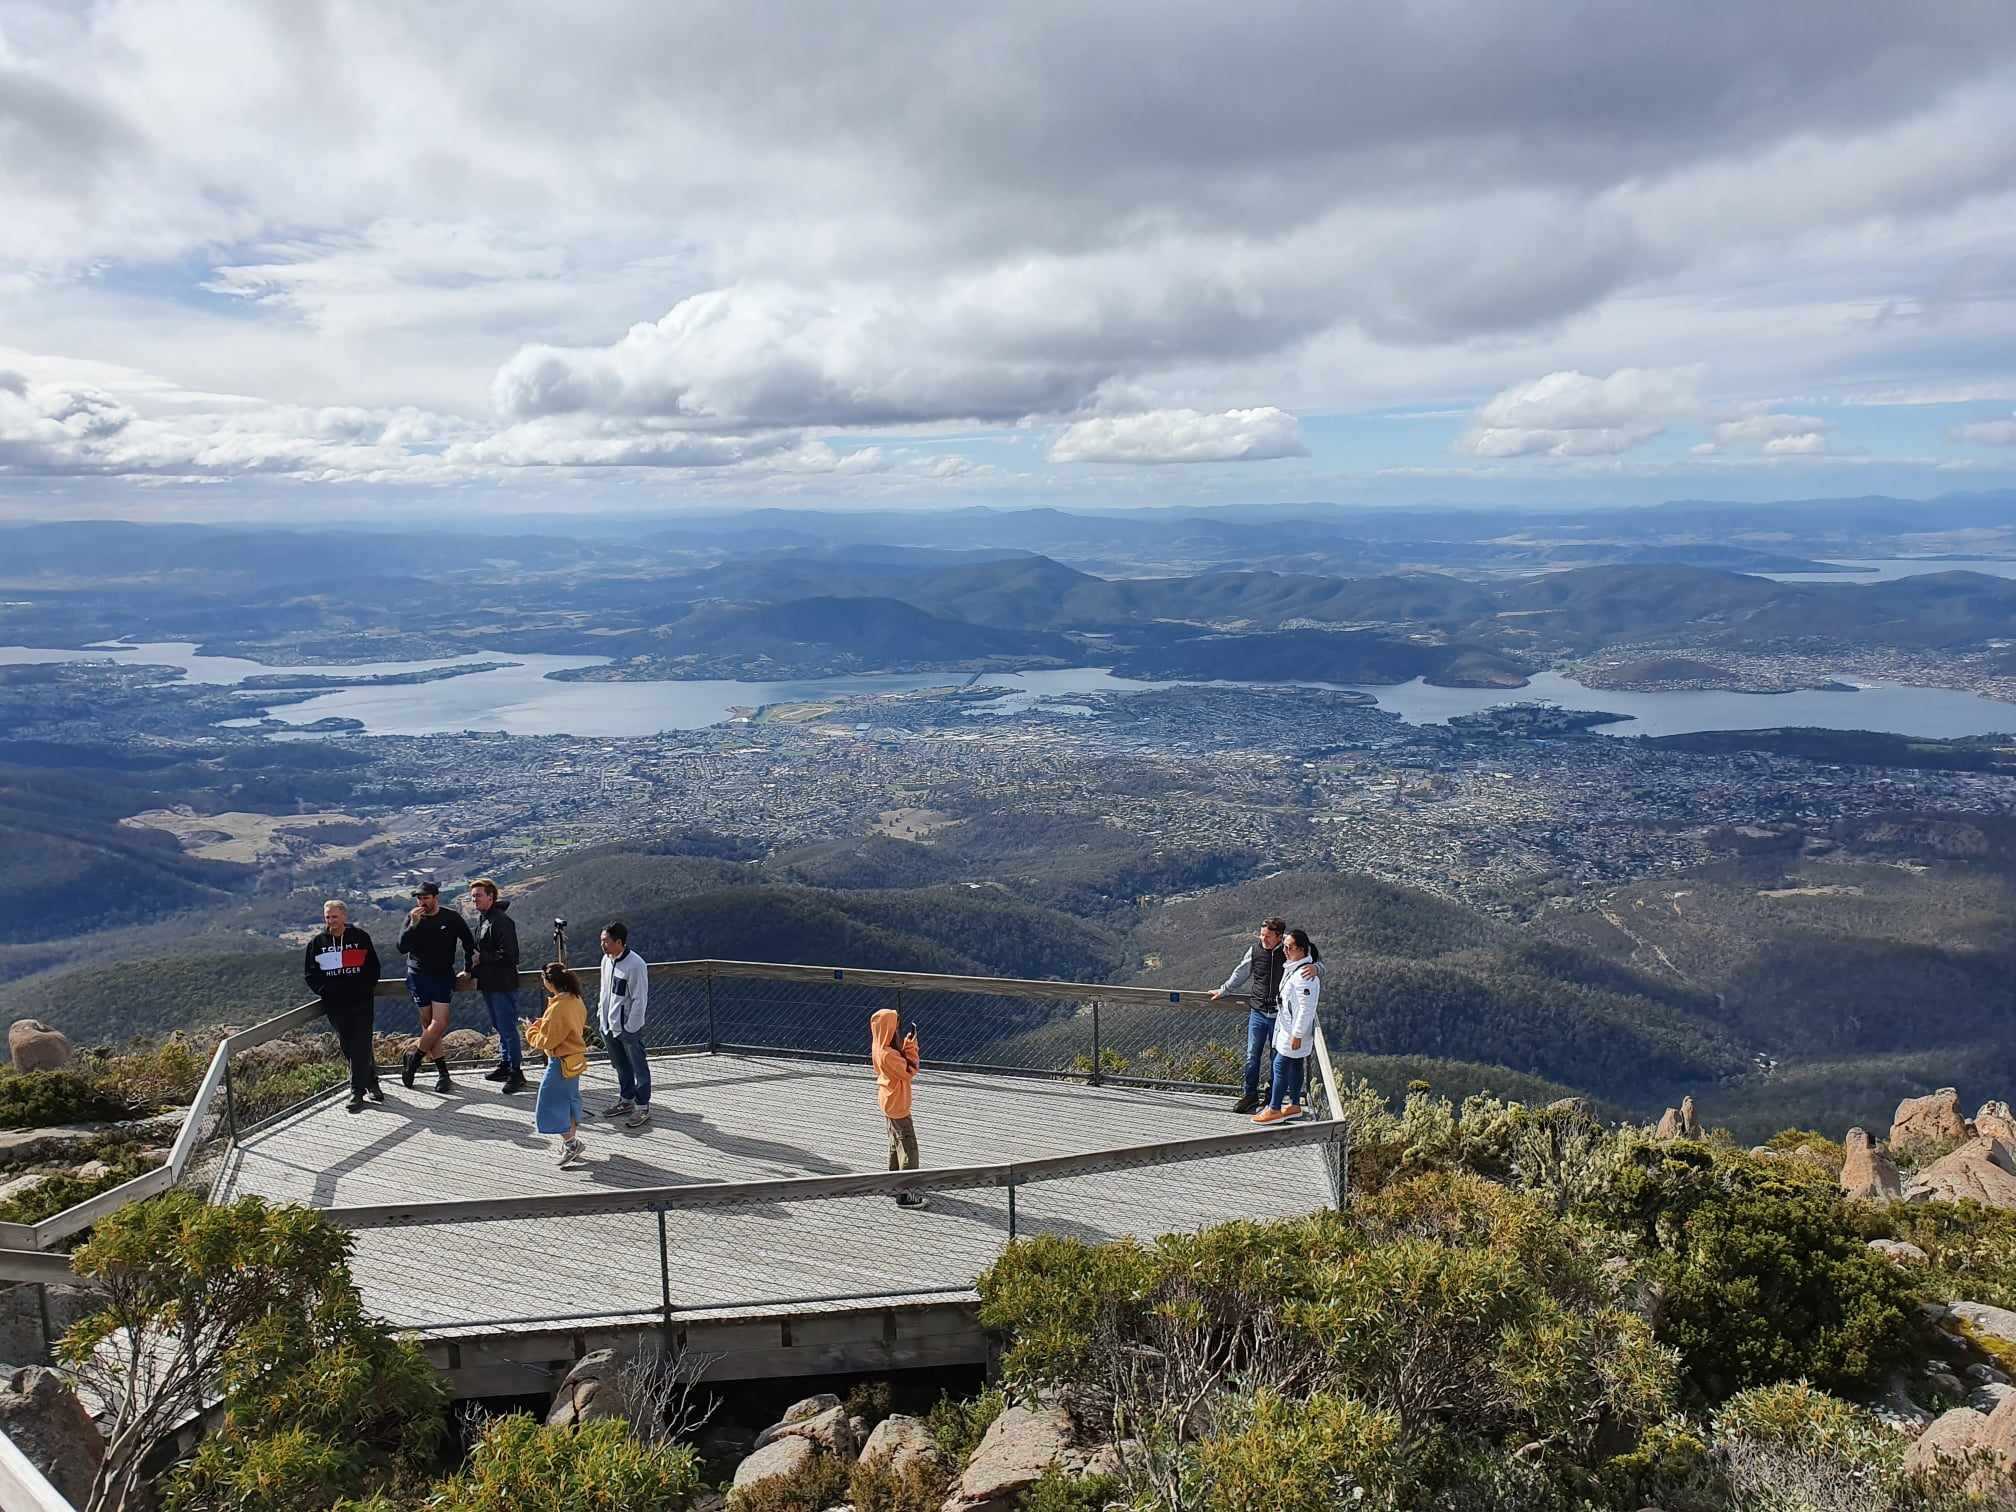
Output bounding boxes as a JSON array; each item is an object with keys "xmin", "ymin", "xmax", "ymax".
[{"xmin": 396, "ymin": 880, "xmax": 474, "ymax": 1092}]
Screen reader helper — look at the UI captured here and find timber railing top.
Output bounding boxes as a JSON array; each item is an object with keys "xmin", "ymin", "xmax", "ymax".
[{"xmin": 0, "ymin": 956, "xmax": 1340, "ymax": 1275}]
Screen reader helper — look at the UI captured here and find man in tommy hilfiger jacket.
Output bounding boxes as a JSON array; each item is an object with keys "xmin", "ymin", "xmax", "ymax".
[{"xmin": 305, "ymin": 898, "xmax": 383, "ymax": 1113}]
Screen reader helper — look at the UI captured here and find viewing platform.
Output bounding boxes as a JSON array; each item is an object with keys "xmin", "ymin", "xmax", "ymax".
[{"xmin": 2, "ymin": 961, "xmax": 1347, "ymax": 1398}]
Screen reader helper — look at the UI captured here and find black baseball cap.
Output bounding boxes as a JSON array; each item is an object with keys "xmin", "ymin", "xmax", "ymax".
[{"xmin": 411, "ymin": 880, "xmax": 441, "ymax": 898}]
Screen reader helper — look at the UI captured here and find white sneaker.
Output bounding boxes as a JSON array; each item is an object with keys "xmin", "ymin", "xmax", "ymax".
[
  {"xmin": 625, "ymin": 1106, "xmax": 652, "ymax": 1128},
  {"xmin": 558, "ymin": 1137, "xmax": 587, "ymax": 1167},
  {"xmin": 601, "ymin": 1098, "xmax": 633, "ymax": 1119}
]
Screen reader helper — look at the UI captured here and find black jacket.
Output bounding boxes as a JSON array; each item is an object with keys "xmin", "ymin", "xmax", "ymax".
[
  {"xmin": 396, "ymin": 908, "xmax": 475, "ymax": 977},
  {"xmin": 304, "ymin": 926, "xmax": 381, "ymax": 1009},
  {"xmin": 471, "ymin": 901, "xmax": 521, "ymax": 992}
]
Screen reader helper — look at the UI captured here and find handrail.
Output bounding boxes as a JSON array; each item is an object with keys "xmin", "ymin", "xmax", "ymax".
[
  {"xmin": 0, "ymin": 1425, "xmax": 75, "ymax": 1512},
  {"xmin": 320, "ymin": 1118, "xmax": 1345, "ymax": 1230},
  {"xmin": 367, "ymin": 957, "xmax": 1225, "ymax": 1009}
]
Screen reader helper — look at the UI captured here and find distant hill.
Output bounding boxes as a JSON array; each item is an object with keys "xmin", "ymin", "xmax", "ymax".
[{"xmin": 1110, "ymin": 628, "xmax": 1531, "ymax": 688}]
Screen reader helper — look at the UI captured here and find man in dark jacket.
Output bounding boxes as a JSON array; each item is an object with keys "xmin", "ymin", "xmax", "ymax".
[
  {"xmin": 305, "ymin": 898, "xmax": 383, "ymax": 1113},
  {"xmin": 1207, "ymin": 916, "xmax": 1317, "ymax": 1115},
  {"xmin": 468, "ymin": 878, "xmax": 526, "ymax": 1093},
  {"xmin": 396, "ymin": 879, "xmax": 475, "ymax": 1092}
]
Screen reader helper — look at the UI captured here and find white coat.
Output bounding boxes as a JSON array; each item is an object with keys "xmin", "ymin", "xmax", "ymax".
[{"xmin": 1273, "ymin": 954, "xmax": 1320, "ymax": 1058}]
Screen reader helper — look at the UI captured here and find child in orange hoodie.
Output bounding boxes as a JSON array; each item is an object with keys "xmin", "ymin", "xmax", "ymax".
[{"xmin": 870, "ymin": 1008, "xmax": 927, "ymax": 1211}]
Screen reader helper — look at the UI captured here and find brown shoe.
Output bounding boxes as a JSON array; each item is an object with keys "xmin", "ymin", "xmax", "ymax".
[
  {"xmin": 1251, "ymin": 1107, "xmax": 1291, "ymax": 1126},
  {"xmin": 1282, "ymin": 1105, "xmax": 1305, "ymax": 1121}
]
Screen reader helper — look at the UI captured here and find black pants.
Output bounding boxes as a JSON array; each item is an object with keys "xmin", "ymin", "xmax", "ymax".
[{"xmin": 325, "ymin": 1001, "xmax": 379, "ymax": 1099}]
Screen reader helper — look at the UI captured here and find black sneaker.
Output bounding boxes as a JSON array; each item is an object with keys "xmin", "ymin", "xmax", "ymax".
[
  {"xmin": 432, "ymin": 1061, "xmax": 453, "ymax": 1093},
  {"xmin": 367, "ymin": 1083, "xmax": 385, "ymax": 1104},
  {"xmin": 895, "ymin": 1193, "xmax": 929, "ymax": 1210},
  {"xmin": 345, "ymin": 1096, "xmax": 365, "ymax": 1114},
  {"xmin": 483, "ymin": 1064, "xmax": 511, "ymax": 1083},
  {"xmin": 1231, "ymin": 1095, "xmax": 1260, "ymax": 1115},
  {"xmin": 401, "ymin": 1050, "xmax": 421, "ymax": 1088},
  {"xmin": 501, "ymin": 1068, "xmax": 528, "ymax": 1094}
]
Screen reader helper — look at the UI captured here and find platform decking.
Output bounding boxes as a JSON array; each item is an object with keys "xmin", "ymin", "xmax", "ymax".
[{"xmin": 212, "ymin": 1051, "xmax": 1332, "ymax": 1338}]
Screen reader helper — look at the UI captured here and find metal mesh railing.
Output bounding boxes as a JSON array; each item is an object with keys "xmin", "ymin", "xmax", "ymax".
[{"xmin": 324, "ymin": 1120, "xmax": 1345, "ymax": 1334}]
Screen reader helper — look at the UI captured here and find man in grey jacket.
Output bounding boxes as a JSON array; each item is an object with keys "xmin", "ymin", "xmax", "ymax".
[
  {"xmin": 1208, "ymin": 916, "xmax": 1319, "ymax": 1115},
  {"xmin": 597, "ymin": 921, "xmax": 653, "ymax": 1127}
]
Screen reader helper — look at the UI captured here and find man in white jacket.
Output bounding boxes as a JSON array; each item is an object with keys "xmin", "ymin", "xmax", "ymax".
[{"xmin": 597, "ymin": 920, "xmax": 652, "ymax": 1127}]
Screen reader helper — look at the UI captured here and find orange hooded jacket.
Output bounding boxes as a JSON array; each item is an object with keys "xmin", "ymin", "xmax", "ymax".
[{"xmin": 870, "ymin": 1008, "xmax": 919, "ymax": 1120}]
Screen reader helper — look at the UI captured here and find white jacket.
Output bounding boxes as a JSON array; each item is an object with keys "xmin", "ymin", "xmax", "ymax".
[
  {"xmin": 1273, "ymin": 956, "xmax": 1320, "ymax": 1058},
  {"xmin": 598, "ymin": 949, "xmax": 649, "ymax": 1036}
]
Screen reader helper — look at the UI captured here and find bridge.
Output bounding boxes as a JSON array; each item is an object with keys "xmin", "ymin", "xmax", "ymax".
[{"xmin": 0, "ymin": 960, "xmax": 1347, "ymax": 1401}]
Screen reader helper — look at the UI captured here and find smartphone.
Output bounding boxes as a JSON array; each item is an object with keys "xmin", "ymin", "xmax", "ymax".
[{"xmin": 906, "ymin": 1021, "xmax": 918, "ymax": 1039}]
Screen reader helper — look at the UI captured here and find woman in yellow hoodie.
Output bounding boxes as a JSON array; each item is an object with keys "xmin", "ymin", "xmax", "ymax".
[
  {"xmin": 526, "ymin": 962, "xmax": 589, "ymax": 1168},
  {"xmin": 869, "ymin": 1008, "xmax": 927, "ymax": 1211}
]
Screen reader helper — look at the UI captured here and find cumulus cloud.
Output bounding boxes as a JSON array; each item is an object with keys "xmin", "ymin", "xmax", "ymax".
[
  {"xmin": 1049, "ymin": 407, "xmax": 1307, "ymax": 465},
  {"xmin": 1952, "ymin": 413, "xmax": 2016, "ymax": 445},
  {"xmin": 1703, "ymin": 412, "xmax": 1833, "ymax": 455},
  {"xmin": 1456, "ymin": 367, "xmax": 1705, "ymax": 458}
]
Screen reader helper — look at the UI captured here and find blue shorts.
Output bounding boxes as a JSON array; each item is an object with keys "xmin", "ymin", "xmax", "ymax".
[
  {"xmin": 535, "ymin": 1059, "xmax": 583, "ymax": 1134},
  {"xmin": 407, "ymin": 971, "xmax": 457, "ymax": 1010}
]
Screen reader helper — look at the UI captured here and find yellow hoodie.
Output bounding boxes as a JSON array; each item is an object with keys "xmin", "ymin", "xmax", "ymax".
[
  {"xmin": 525, "ymin": 992, "xmax": 588, "ymax": 1078},
  {"xmin": 870, "ymin": 1008, "xmax": 919, "ymax": 1119}
]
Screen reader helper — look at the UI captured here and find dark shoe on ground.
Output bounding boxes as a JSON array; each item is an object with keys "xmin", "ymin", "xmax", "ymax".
[
  {"xmin": 895, "ymin": 1193, "xmax": 929, "ymax": 1210},
  {"xmin": 624, "ymin": 1105, "xmax": 652, "ymax": 1128},
  {"xmin": 432, "ymin": 1060, "xmax": 453, "ymax": 1092},
  {"xmin": 501, "ymin": 1068, "xmax": 528, "ymax": 1094},
  {"xmin": 483, "ymin": 1064, "xmax": 510, "ymax": 1083},
  {"xmin": 345, "ymin": 1097, "xmax": 365, "ymax": 1114},
  {"xmin": 368, "ymin": 1082, "xmax": 385, "ymax": 1103},
  {"xmin": 401, "ymin": 1050, "xmax": 420, "ymax": 1088},
  {"xmin": 1231, "ymin": 1095, "xmax": 1260, "ymax": 1115},
  {"xmin": 602, "ymin": 1098, "xmax": 634, "ymax": 1119}
]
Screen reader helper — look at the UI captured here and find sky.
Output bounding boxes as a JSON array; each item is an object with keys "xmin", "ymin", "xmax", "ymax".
[{"xmin": 5, "ymin": 0, "xmax": 2016, "ymax": 521}]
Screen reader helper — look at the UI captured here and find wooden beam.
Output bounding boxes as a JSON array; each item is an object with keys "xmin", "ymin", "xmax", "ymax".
[{"xmin": 0, "ymin": 1248, "xmax": 78, "ymax": 1284}]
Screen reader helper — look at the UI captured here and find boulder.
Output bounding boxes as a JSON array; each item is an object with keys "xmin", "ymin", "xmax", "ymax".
[
  {"xmin": 1867, "ymin": 1239, "xmax": 1929, "ymax": 1266},
  {"xmin": 1953, "ymin": 1301, "xmax": 2016, "ymax": 1350},
  {"xmin": 1840, "ymin": 1127, "xmax": 1903, "ymax": 1203},
  {"xmin": 0, "ymin": 1170, "xmax": 54, "ymax": 1204},
  {"xmin": 1905, "ymin": 1138, "xmax": 2016, "ymax": 1210},
  {"xmin": 859, "ymin": 1413, "xmax": 947, "ymax": 1477},
  {"xmin": 1655, "ymin": 1108, "xmax": 1682, "ymax": 1141},
  {"xmin": 6, "ymin": 1020, "xmax": 70, "ymax": 1074},
  {"xmin": 1981, "ymin": 1391, "xmax": 2016, "ymax": 1469},
  {"xmin": 1978, "ymin": 1101, "xmax": 2016, "ymax": 1147},
  {"xmin": 943, "ymin": 1401, "xmax": 1076, "ymax": 1512},
  {"xmin": 1972, "ymin": 1383, "xmax": 2015, "ymax": 1415},
  {"xmin": 1679, "ymin": 1095, "xmax": 1701, "ymax": 1138},
  {"xmin": 757, "ymin": 1403, "xmax": 859, "ymax": 1457},
  {"xmin": 0, "ymin": 1365, "xmax": 102, "ymax": 1505},
  {"xmin": 733, "ymin": 1434, "xmax": 818, "ymax": 1491},
  {"xmin": 1872, "ymin": 1371, "xmax": 1934, "ymax": 1432},
  {"xmin": 545, "ymin": 1348, "xmax": 625, "ymax": 1428},
  {"xmin": 1893, "ymin": 1088, "xmax": 1969, "ymax": 1151},
  {"xmin": 437, "ymin": 1028, "xmax": 495, "ymax": 1060},
  {"xmin": 1904, "ymin": 1406, "xmax": 1990, "ymax": 1475},
  {"xmin": 754, "ymin": 1393, "xmax": 844, "ymax": 1449}
]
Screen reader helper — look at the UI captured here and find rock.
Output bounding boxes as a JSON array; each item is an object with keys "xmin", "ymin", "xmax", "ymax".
[
  {"xmin": 0, "ymin": 1170, "xmax": 54, "ymax": 1203},
  {"xmin": 437, "ymin": 1028, "xmax": 495, "ymax": 1060},
  {"xmin": 1077, "ymin": 1441, "xmax": 1140, "ymax": 1479},
  {"xmin": 1980, "ymin": 1391, "xmax": 2016, "ymax": 1467},
  {"xmin": 943, "ymin": 1401, "xmax": 1076, "ymax": 1512},
  {"xmin": 1928, "ymin": 1370, "xmax": 1967, "ymax": 1398},
  {"xmin": 1906, "ymin": 1138, "xmax": 2016, "ymax": 1210},
  {"xmin": 0, "ymin": 1365, "xmax": 102, "ymax": 1504},
  {"xmin": 1873, "ymin": 1371, "xmax": 1935, "ymax": 1432},
  {"xmin": 1978, "ymin": 1101, "xmax": 2016, "ymax": 1146},
  {"xmin": 1904, "ymin": 1407, "xmax": 1990, "ymax": 1474},
  {"xmin": 1893, "ymin": 1088, "xmax": 1969, "ymax": 1151},
  {"xmin": 1867, "ymin": 1238, "xmax": 1929, "ymax": 1265},
  {"xmin": 1655, "ymin": 1108, "xmax": 1681, "ymax": 1140},
  {"xmin": 1972, "ymin": 1384, "xmax": 2016, "ymax": 1415},
  {"xmin": 859, "ymin": 1414, "xmax": 947, "ymax": 1477},
  {"xmin": 545, "ymin": 1348, "xmax": 625, "ymax": 1428},
  {"xmin": 754, "ymin": 1394, "xmax": 842, "ymax": 1448},
  {"xmin": 733, "ymin": 1435, "xmax": 818, "ymax": 1490},
  {"xmin": 1840, "ymin": 1128, "xmax": 1903, "ymax": 1203},
  {"xmin": 1953, "ymin": 1301, "xmax": 2016, "ymax": 1350},
  {"xmin": 6, "ymin": 1020, "xmax": 71, "ymax": 1074},
  {"xmin": 1680, "ymin": 1095, "xmax": 1701, "ymax": 1137},
  {"xmin": 755, "ymin": 1403, "xmax": 859, "ymax": 1457},
  {"xmin": 1967, "ymin": 1363, "xmax": 2013, "ymax": 1388}
]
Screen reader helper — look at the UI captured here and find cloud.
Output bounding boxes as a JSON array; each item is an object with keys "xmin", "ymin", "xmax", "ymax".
[
  {"xmin": 1704, "ymin": 411, "xmax": 1833, "ymax": 455},
  {"xmin": 1456, "ymin": 366, "xmax": 1705, "ymax": 458},
  {"xmin": 1049, "ymin": 407, "xmax": 1308, "ymax": 464},
  {"xmin": 1951, "ymin": 413, "xmax": 2016, "ymax": 445}
]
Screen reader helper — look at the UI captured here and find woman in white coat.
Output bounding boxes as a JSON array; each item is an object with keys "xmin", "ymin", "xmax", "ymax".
[{"xmin": 1253, "ymin": 928, "xmax": 1319, "ymax": 1125}]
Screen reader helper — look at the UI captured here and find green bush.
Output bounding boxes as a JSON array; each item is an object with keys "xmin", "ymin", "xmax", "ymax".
[
  {"xmin": 924, "ymin": 1387, "xmax": 1004, "ymax": 1464},
  {"xmin": 725, "ymin": 1448, "xmax": 851, "ymax": 1512},
  {"xmin": 231, "ymin": 1057, "xmax": 350, "ymax": 1124},
  {"xmin": 0, "ymin": 1155, "xmax": 147, "ymax": 1226},
  {"xmin": 848, "ymin": 1452, "xmax": 950, "ymax": 1512},
  {"xmin": 1021, "ymin": 1466, "xmax": 1122, "ymax": 1512},
  {"xmin": 1191, "ymin": 1389, "xmax": 1403, "ymax": 1511},
  {"xmin": 1585, "ymin": 1139, "xmax": 1928, "ymax": 1402},
  {"xmin": 0, "ymin": 1068, "xmax": 140, "ymax": 1128},
  {"xmin": 1855, "ymin": 1199, "xmax": 2016, "ymax": 1311},
  {"xmin": 420, "ymin": 1413, "xmax": 700, "ymax": 1511},
  {"xmin": 842, "ymin": 1378, "xmax": 895, "ymax": 1432}
]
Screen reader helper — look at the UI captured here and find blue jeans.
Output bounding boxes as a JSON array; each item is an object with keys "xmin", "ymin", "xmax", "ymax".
[
  {"xmin": 1244, "ymin": 1010, "xmax": 1276, "ymax": 1101},
  {"xmin": 481, "ymin": 990, "xmax": 521, "ymax": 1069},
  {"xmin": 1270, "ymin": 1053, "xmax": 1308, "ymax": 1111},
  {"xmin": 611, "ymin": 1030, "xmax": 651, "ymax": 1106}
]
